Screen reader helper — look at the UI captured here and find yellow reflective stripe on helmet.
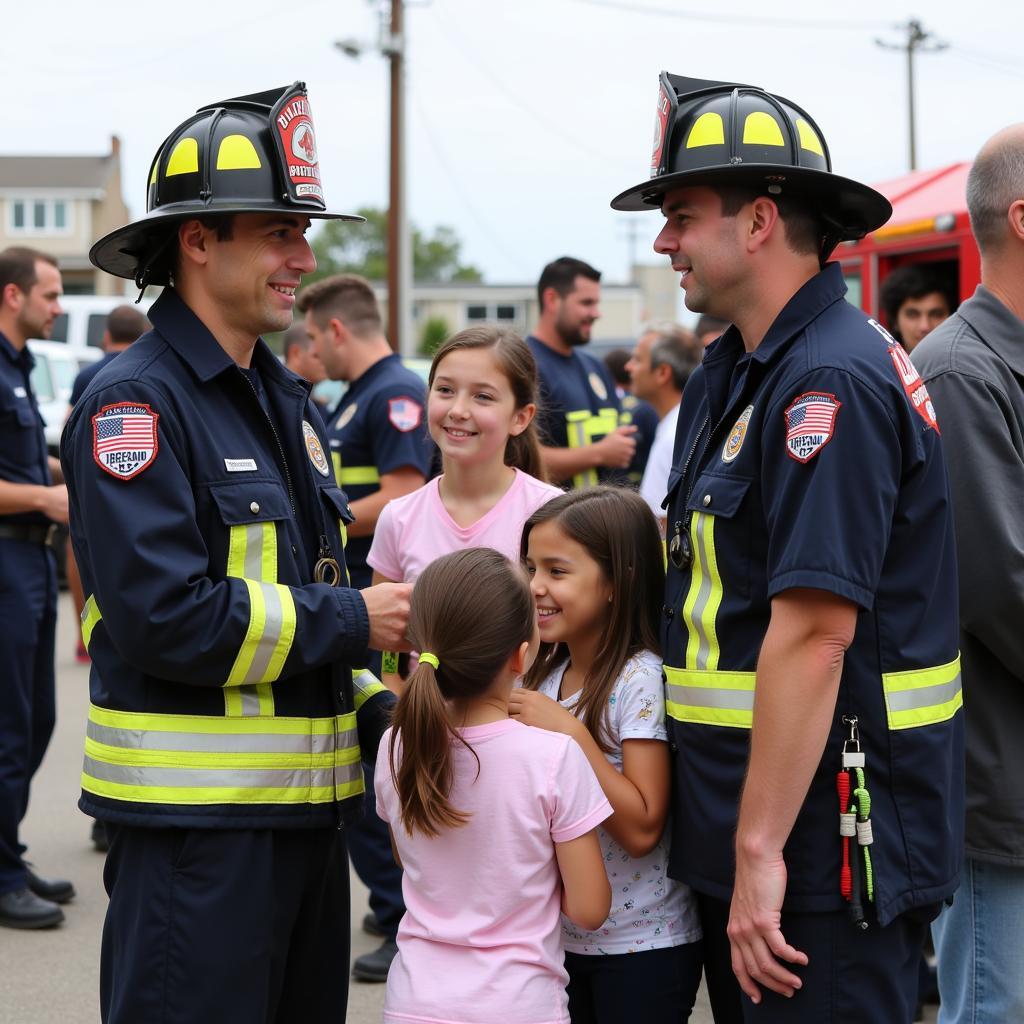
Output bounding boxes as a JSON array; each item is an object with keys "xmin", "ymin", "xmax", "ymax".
[
  {"xmin": 796, "ymin": 118, "xmax": 824, "ymax": 156},
  {"xmin": 339, "ymin": 466, "xmax": 381, "ymax": 487},
  {"xmin": 165, "ymin": 137, "xmax": 199, "ymax": 176},
  {"xmin": 353, "ymin": 669, "xmax": 388, "ymax": 711},
  {"xmin": 882, "ymin": 656, "xmax": 963, "ymax": 730},
  {"xmin": 81, "ymin": 594, "xmax": 102, "ymax": 651},
  {"xmin": 664, "ymin": 665, "xmax": 756, "ymax": 728},
  {"xmin": 82, "ymin": 705, "xmax": 363, "ymax": 805},
  {"xmin": 743, "ymin": 111, "xmax": 786, "ymax": 147},
  {"xmin": 682, "ymin": 512, "xmax": 723, "ymax": 672},
  {"xmin": 216, "ymin": 134, "xmax": 262, "ymax": 171},
  {"xmin": 686, "ymin": 111, "xmax": 726, "ymax": 149}
]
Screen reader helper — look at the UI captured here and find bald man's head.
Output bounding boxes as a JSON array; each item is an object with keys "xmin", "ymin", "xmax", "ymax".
[{"xmin": 967, "ymin": 124, "xmax": 1024, "ymax": 255}]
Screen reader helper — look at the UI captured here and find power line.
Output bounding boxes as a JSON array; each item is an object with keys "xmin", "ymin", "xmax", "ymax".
[{"xmin": 572, "ymin": 0, "xmax": 886, "ymax": 31}]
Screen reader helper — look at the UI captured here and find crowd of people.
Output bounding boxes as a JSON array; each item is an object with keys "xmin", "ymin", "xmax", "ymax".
[{"xmin": 0, "ymin": 72, "xmax": 1021, "ymax": 1024}]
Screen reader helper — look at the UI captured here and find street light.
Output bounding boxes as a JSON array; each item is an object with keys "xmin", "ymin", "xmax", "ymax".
[{"xmin": 334, "ymin": 1, "xmax": 412, "ymax": 355}]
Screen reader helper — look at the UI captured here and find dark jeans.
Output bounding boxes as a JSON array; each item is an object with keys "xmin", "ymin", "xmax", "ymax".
[
  {"xmin": 101, "ymin": 825, "xmax": 349, "ymax": 1024},
  {"xmin": 0, "ymin": 541, "xmax": 56, "ymax": 895},
  {"xmin": 697, "ymin": 892, "xmax": 936, "ymax": 1023},
  {"xmin": 565, "ymin": 942, "xmax": 703, "ymax": 1023}
]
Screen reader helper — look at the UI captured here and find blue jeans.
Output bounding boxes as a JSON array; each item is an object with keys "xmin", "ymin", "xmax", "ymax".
[{"xmin": 933, "ymin": 857, "xmax": 1024, "ymax": 1023}]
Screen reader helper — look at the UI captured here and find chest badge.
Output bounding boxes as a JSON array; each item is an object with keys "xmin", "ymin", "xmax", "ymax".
[
  {"xmin": 588, "ymin": 372, "xmax": 608, "ymax": 402},
  {"xmin": 335, "ymin": 403, "xmax": 357, "ymax": 431},
  {"xmin": 302, "ymin": 420, "xmax": 331, "ymax": 477},
  {"xmin": 722, "ymin": 405, "xmax": 754, "ymax": 463},
  {"xmin": 92, "ymin": 402, "xmax": 159, "ymax": 481}
]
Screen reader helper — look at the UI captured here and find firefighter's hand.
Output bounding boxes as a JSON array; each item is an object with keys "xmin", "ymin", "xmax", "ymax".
[
  {"xmin": 594, "ymin": 426, "xmax": 637, "ymax": 469},
  {"xmin": 361, "ymin": 582, "xmax": 412, "ymax": 653},
  {"xmin": 727, "ymin": 846, "xmax": 808, "ymax": 1004},
  {"xmin": 39, "ymin": 484, "xmax": 69, "ymax": 525}
]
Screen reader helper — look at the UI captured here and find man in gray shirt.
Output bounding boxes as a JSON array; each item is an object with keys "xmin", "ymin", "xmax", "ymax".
[{"xmin": 912, "ymin": 124, "xmax": 1024, "ymax": 1024}]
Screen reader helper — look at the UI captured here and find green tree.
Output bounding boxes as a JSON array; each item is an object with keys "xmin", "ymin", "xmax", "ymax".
[
  {"xmin": 419, "ymin": 316, "xmax": 451, "ymax": 358},
  {"xmin": 308, "ymin": 206, "xmax": 482, "ymax": 285}
]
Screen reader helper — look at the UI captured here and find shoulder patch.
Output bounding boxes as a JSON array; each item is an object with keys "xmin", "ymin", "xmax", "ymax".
[
  {"xmin": 387, "ymin": 396, "xmax": 422, "ymax": 433},
  {"xmin": 302, "ymin": 419, "xmax": 331, "ymax": 477},
  {"xmin": 92, "ymin": 402, "xmax": 158, "ymax": 480},
  {"xmin": 870, "ymin": 320, "xmax": 940, "ymax": 433},
  {"xmin": 587, "ymin": 371, "xmax": 608, "ymax": 402},
  {"xmin": 784, "ymin": 392, "xmax": 841, "ymax": 463}
]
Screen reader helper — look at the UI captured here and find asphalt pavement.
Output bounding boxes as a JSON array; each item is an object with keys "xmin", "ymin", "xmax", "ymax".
[{"xmin": 2, "ymin": 594, "xmax": 938, "ymax": 1023}]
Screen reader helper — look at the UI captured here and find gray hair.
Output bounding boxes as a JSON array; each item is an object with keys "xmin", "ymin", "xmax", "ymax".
[
  {"xmin": 966, "ymin": 135, "xmax": 1024, "ymax": 254},
  {"xmin": 642, "ymin": 322, "xmax": 697, "ymax": 392}
]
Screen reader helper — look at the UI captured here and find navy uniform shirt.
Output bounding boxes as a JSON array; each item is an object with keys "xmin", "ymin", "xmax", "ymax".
[
  {"xmin": 0, "ymin": 331, "xmax": 51, "ymax": 526},
  {"xmin": 619, "ymin": 392, "xmax": 660, "ymax": 483},
  {"xmin": 527, "ymin": 335, "xmax": 622, "ymax": 488},
  {"xmin": 325, "ymin": 354, "xmax": 431, "ymax": 589},
  {"xmin": 662, "ymin": 263, "xmax": 963, "ymax": 926}
]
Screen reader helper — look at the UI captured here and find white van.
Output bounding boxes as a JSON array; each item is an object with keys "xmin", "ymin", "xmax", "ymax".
[
  {"xmin": 47, "ymin": 294, "xmax": 155, "ymax": 353},
  {"xmin": 27, "ymin": 340, "xmax": 103, "ymax": 451}
]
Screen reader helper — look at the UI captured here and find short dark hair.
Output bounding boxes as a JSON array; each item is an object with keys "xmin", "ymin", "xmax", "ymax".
[
  {"xmin": 0, "ymin": 247, "xmax": 57, "ymax": 296},
  {"xmin": 537, "ymin": 256, "xmax": 601, "ymax": 311},
  {"xmin": 296, "ymin": 273, "xmax": 382, "ymax": 338},
  {"xmin": 879, "ymin": 266, "xmax": 952, "ymax": 326},
  {"xmin": 282, "ymin": 320, "xmax": 313, "ymax": 355},
  {"xmin": 644, "ymin": 324, "xmax": 697, "ymax": 392},
  {"xmin": 967, "ymin": 136, "xmax": 1024, "ymax": 254},
  {"xmin": 603, "ymin": 348, "xmax": 632, "ymax": 387},
  {"xmin": 714, "ymin": 186, "xmax": 824, "ymax": 257},
  {"xmin": 106, "ymin": 304, "xmax": 150, "ymax": 345}
]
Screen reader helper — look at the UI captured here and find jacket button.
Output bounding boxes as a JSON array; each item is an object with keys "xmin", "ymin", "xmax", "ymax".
[
  {"xmin": 662, "ymin": 604, "xmax": 674, "ymax": 620},
  {"xmin": 670, "ymin": 740, "xmax": 679, "ymax": 754},
  {"xmin": 250, "ymin": 501, "xmax": 260, "ymax": 514},
  {"xmin": 702, "ymin": 494, "xmax": 712, "ymax": 506}
]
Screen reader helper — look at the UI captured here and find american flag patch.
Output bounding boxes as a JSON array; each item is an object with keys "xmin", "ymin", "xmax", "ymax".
[
  {"xmin": 387, "ymin": 397, "xmax": 422, "ymax": 433},
  {"xmin": 92, "ymin": 402, "xmax": 159, "ymax": 480},
  {"xmin": 784, "ymin": 392, "xmax": 841, "ymax": 463}
]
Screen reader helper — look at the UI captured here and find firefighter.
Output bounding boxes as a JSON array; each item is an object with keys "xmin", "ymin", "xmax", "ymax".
[
  {"xmin": 62, "ymin": 82, "xmax": 410, "ymax": 1023},
  {"xmin": 611, "ymin": 73, "xmax": 964, "ymax": 1022}
]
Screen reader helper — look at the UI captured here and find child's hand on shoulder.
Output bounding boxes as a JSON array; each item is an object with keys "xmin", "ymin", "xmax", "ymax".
[{"xmin": 509, "ymin": 688, "xmax": 581, "ymax": 737}]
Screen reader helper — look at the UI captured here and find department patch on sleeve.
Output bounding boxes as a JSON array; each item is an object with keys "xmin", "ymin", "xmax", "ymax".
[
  {"xmin": 92, "ymin": 402, "xmax": 158, "ymax": 480},
  {"xmin": 784, "ymin": 392, "xmax": 841, "ymax": 463},
  {"xmin": 870, "ymin": 320, "xmax": 940, "ymax": 433},
  {"xmin": 387, "ymin": 397, "xmax": 422, "ymax": 433}
]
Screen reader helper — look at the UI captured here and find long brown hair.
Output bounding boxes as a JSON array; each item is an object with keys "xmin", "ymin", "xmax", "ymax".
[
  {"xmin": 428, "ymin": 326, "xmax": 546, "ymax": 480},
  {"xmin": 521, "ymin": 487, "xmax": 664, "ymax": 753},
  {"xmin": 390, "ymin": 547, "xmax": 535, "ymax": 837}
]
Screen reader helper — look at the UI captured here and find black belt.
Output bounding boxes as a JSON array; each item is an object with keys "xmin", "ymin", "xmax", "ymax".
[{"xmin": 0, "ymin": 523, "xmax": 58, "ymax": 546}]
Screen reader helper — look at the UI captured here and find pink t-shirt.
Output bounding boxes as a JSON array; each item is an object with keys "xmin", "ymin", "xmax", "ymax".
[
  {"xmin": 367, "ymin": 469, "xmax": 562, "ymax": 582},
  {"xmin": 375, "ymin": 720, "xmax": 612, "ymax": 1024}
]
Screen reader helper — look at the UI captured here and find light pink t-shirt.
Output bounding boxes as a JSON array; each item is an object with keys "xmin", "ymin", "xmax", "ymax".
[
  {"xmin": 367, "ymin": 469, "xmax": 562, "ymax": 582},
  {"xmin": 375, "ymin": 720, "xmax": 612, "ymax": 1024}
]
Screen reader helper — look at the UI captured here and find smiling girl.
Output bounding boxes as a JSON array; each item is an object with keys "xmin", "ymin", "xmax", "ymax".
[
  {"xmin": 367, "ymin": 327, "xmax": 562, "ymax": 585},
  {"xmin": 511, "ymin": 486, "xmax": 702, "ymax": 1023}
]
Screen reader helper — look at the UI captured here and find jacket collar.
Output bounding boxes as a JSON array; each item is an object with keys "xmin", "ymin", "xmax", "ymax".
[
  {"xmin": 148, "ymin": 289, "xmax": 304, "ymax": 392},
  {"xmin": 0, "ymin": 330, "xmax": 32, "ymax": 370},
  {"xmin": 956, "ymin": 285, "xmax": 1024, "ymax": 378}
]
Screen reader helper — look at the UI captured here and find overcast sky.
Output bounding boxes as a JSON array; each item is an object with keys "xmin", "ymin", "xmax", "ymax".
[{"xmin": 6, "ymin": 0, "xmax": 1020, "ymax": 286}]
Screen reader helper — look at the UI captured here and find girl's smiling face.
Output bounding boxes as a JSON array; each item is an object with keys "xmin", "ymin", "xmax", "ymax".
[
  {"xmin": 428, "ymin": 347, "xmax": 533, "ymax": 467},
  {"xmin": 526, "ymin": 519, "xmax": 613, "ymax": 648}
]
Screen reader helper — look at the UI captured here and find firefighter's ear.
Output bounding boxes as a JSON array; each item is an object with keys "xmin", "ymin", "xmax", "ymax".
[
  {"xmin": 178, "ymin": 219, "xmax": 211, "ymax": 269},
  {"xmin": 1008, "ymin": 198, "xmax": 1024, "ymax": 244}
]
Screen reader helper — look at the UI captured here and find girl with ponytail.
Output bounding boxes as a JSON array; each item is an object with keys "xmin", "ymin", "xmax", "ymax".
[
  {"xmin": 375, "ymin": 548, "xmax": 612, "ymax": 1024},
  {"xmin": 367, "ymin": 327, "xmax": 562, "ymax": 587}
]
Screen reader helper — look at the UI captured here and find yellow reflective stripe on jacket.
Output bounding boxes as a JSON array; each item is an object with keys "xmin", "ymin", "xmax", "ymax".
[
  {"xmin": 339, "ymin": 466, "xmax": 380, "ymax": 487},
  {"xmin": 81, "ymin": 594, "xmax": 102, "ymax": 651},
  {"xmin": 664, "ymin": 665, "xmax": 756, "ymax": 728},
  {"xmin": 353, "ymin": 668, "xmax": 387, "ymax": 711},
  {"xmin": 883, "ymin": 656, "xmax": 963, "ymax": 730},
  {"xmin": 81, "ymin": 704, "xmax": 364, "ymax": 805},
  {"xmin": 681, "ymin": 512, "xmax": 723, "ymax": 671},
  {"xmin": 566, "ymin": 408, "xmax": 619, "ymax": 488}
]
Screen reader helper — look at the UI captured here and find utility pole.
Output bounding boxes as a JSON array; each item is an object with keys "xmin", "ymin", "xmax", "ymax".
[
  {"xmin": 619, "ymin": 218, "xmax": 642, "ymax": 284},
  {"xmin": 876, "ymin": 19, "xmax": 948, "ymax": 172}
]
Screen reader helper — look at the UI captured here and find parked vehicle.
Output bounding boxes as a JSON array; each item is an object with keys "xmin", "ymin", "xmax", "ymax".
[
  {"xmin": 46, "ymin": 293, "xmax": 155, "ymax": 353},
  {"xmin": 27, "ymin": 340, "xmax": 102, "ymax": 452}
]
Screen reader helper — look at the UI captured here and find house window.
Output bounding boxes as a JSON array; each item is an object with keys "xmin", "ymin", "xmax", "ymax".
[
  {"xmin": 465, "ymin": 302, "xmax": 521, "ymax": 323},
  {"xmin": 8, "ymin": 198, "xmax": 73, "ymax": 235}
]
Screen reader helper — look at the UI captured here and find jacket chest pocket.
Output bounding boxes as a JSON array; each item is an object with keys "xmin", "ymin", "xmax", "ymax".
[
  {"xmin": 1, "ymin": 394, "xmax": 42, "ymax": 467},
  {"xmin": 207, "ymin": 480, "xmax": 292, "ymax": 583},
  {"xmin": 683, "ymin": 472, "xmax": 754, "ymax": 606}
]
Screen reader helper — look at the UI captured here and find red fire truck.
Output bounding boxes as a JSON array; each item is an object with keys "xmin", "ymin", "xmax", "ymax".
[{"xmin": 834, "ymin": 162, "xmax": 979, "ymax": 327}]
